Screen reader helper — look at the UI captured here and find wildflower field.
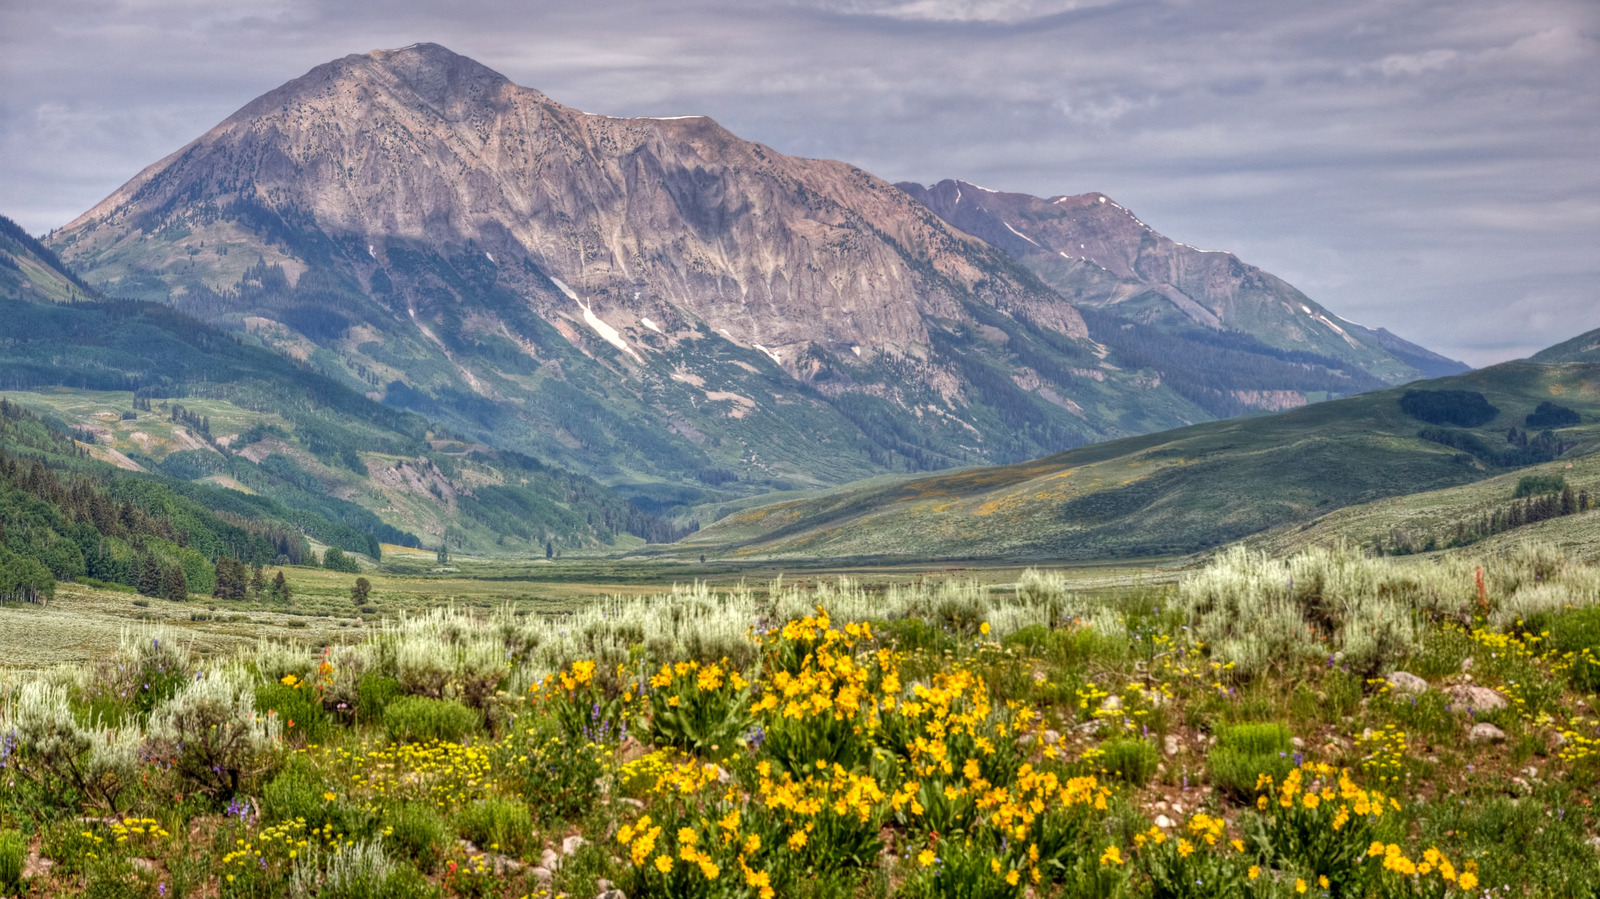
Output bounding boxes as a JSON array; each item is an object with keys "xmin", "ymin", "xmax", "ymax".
[{"xmin": 2, "ymin": 544, "xmax": 1599, "ymax": 897}]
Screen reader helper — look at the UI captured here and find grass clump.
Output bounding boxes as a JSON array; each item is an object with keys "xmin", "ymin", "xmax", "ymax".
[
  {"xmin": 0, "ymin": 829, "xmax": 25, "ymax": 893},
  {"xmin": 382, "ymin": 696, "xmax": 478, "ymax": 743},
  {"xmin": 1095, "ymin": 738, "xmax": 1160, "ymax": 786},
  {"xmin": 456, "ymin": 797, "xmax": 534, "ymax": 856},
  {"xmin": 381, "ymin": 804, "xmax": 450, "ymax": 874},
  {"xmin": 1208, "ymin": 721, "xmax": 1294, "ymax": 800}
]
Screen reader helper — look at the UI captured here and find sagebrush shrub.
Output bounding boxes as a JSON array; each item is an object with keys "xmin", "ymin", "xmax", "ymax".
[{"xmin": 146, "ymin": 669, "xmax": 283, "ymax": 798}]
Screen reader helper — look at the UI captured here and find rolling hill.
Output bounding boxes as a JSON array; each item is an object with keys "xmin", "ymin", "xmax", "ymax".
[{"xmin": 675, "ymin": 359, "xmax": 1600, "ymax": 562}]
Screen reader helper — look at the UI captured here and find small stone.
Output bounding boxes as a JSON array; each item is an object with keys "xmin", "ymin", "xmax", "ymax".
[
  {"xmin": 1447, "ymin": 685, "xmax": 1508, "ymax": 713},
  {"xmin": 563, "ymin": 835, "xmax": 587, "ymax": 856},
  {"xmin": 1361, "ymin": 727, "xmax": 1374, "ymax": 741},
  {"xmin": 619, "ymin": 797, "xmax": 646, "ymax": 809},
  {"xmin": 1386, "ymin": 672, "xmax": 1428, "ymax": 695},
  {"xmin": 1163, "ymin": 734, "xmax": 1181, "ymax": 757},
  {"xmin": 1460, "ymin": 656, "xmax": 1474, "ymax": 672},
  {"xmin": 1522, "ymin": 766, "xmax": 1539, "ymax": 780},
  {"xmin": 1510, "ymin": 777, "xmax": 1533, "ymax": 796},
  {"xmin": 1290, "ymin": 737, "xmax": 1305, "ymax": 750},
  {"xmin": 1042, "ymin": 729, "xmax": 1062, "ymax": 745},
  {"xmin": 540, "ymin": 848, "xmax": 561, "ymax": 871},
  {"xmin": 598, "ymin": 891, "xmax": 627, "ymax": 899},
  {"xmin": 1154, "ymin": 815, "xmax": 1175, "ymax": 828},
  {"xmin": 1018, "ymin": 733, "xmax": 1035, "ymax": 746},
  {"xmin": 530, "ymin": 866, "xmax": 554, "ymax": 883},
  {"xmin": 1103, "ymin": 695, "xmax": 1123, "ymax": 711},
  {"xmin": 1587, "ymin": 836, "xmax": 1600, "ymax": 852},
  {"xmin": 23, "ymin": 853, "xmax": 54, "ymax": 879},
  {"xmin": 1468, "ymin": 722, "xmax": 1507, "ymax": 743}
]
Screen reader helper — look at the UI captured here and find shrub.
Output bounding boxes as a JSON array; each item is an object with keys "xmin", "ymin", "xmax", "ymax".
[
  {"xmin": 382, "ymin": 804, "xmax": 449, "ymax": 873},
  {"xmin": 322, "ymin": 547, "xmax": 361, "ymax": 574},
  {"xmin": 1208, "ymin": 722, "xmax": 1294, "ymax": 801},
  {"xmin": 4, "ymin": 680, "xmax": 142, "ymax": 813},
  {"xmin": 645, "ymin": 657, "xmax": 750, "ymax": 755},
  {"xmin": 288, "ymin": 840, "xmax": 433, "ymax": 899},
  {"xmin": 1095, "ymin": 738, "xmax": 1160, "ymax": 786},
  {"xmin": 1548, "ymin": 606, "xmax": 1600, "ymax": 693},
  {"xmin": 357, "ymin": 674, "xmax": 402, "ymax": 725},
  {"xmin": 456, "ymin": 797, "xmax": 533, "ymax": 856},
  {"xmin": 383, "ymin": 697, "xmax": 478, "ymax": 744},
  {"xmin": 146, "ymin": 669, "xmax": 284, "ymax": 798},
  {"xmin": 0, "ymin": 828, "xmax": 25, "ymax": 892}
]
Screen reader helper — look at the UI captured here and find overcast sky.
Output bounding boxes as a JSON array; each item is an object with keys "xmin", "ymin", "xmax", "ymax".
[{"xmin": 2, "ymin": 0, "xmax": 1596, "ymax": 365}]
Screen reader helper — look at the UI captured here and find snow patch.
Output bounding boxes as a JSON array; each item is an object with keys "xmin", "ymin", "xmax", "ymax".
[
  {"xmin": 1300, "ymin": 304, "xmax": 1313, "ymax": 314},
  {"xmin": 851, "ymin": 346, "xmax": 862, "ymax": 357},
  {"xmin": 640, "ymin": 317, "xmax": 663, "ymax": 334},
  {"xmin": 1003, "ymin": 221, "xmax": 1040, "ymax": 247},
  {"xmin": 1098, "ymin": 197, "xmax": 1107, "ymax": 204},
  {"xmin": 579, "ymin": 300, "xmax": 642, "ymax": 363},
  {"xmin": 484, "ymin": 252, "xmax": 494, "ymax": 263},
  {"xmin": 642, "ymin": 115, "xmax": 706, "ymax": 121},
  {"xmin": 368, "ymin": 245, "xmax": 376, "ymax": 258},
  {"xmin": 548, "ymin": 277, "xmax": 580, "ymax": 301},
  {"xmin": 753, "ymin": 343, "xmax": 782, "ymax": 365}
]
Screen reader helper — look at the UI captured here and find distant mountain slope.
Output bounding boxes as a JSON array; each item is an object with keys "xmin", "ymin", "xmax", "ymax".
[
  {"xmin": 676, "ymin": 360, "xmax": 1598, "ymax": 562},
  {"xmin": 0, "ymin": 214, "xmax": 676, "ymax": 555},
  {"xmin": 47, "ymin": 44, "xmax": 1227, "ymax": 507},
  {"xmin": 1529, "ymin": 327, "xmax": 1600, "ymax": 365},
  {"xmin": 898, "ymin": 179, "xmax": 1468, "ymax": 416}
]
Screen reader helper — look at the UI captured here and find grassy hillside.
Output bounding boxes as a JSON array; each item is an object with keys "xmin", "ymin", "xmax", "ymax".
[
  {"xmin": 675, "ymin": 361, "xmax": 1600, "ymax": 562},
  {"xmin": 1531, "ymin": 327, "xmax": 1600, "ymax": 364}
]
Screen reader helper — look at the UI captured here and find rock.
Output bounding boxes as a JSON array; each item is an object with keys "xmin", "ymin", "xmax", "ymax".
[
  {"xmin": 1447, "ymin": 685, "xmax": 1508, "ymax": 713},
  {"xmin": 1103, "ymin": 695, "xmax": 1123, "ymax": 711},
  {"xmin": 530, "ymin": 866, "xmax": 554, "ymax": 883},
  {"xmin": 1386, "ymin": 672, "xmax": 1428, "ymax": 695},
  {"xmin": 1460, "ymin": 656, "xmax": 1474, "ymax": 672},
  {"xmin": 598, "ymin": 892, "xmax": 627, "ymax": 899},
  {"xmin": 1154, "ymin": 815, "xmax": 1175, "ymax": 829},
  {"xmin": 1468, "ymin": 723, "xmax": 1507, "ymax": 743},
  {"xmin": 1018, "ymin": 733, "xmax": 1035, "ymax": 747},
  {"xmin": 1361, "ymin": 727, "xmax": 1374, "ymax": 741},
  {"xmin": 1290, "ymin": 737, "xmax": 1305, "ymax": 750},
  {"xmin": 540, "ymin": 848, "xmax": 561, "ymax": 871},
  {"xmin": 23, "ymin": 853, "xmax": 54, "ymax": 879},
  {"xmin": 1171, "ymin": 803, "xmax": 1185, "ymax": 816},
  {"xmin": 1073, "ymin": 721, "xmax": 1102, "ymax": 736},
  {"xmin": 131, "ymin": 858, "xmax": 157, "ymax": 872},
  {"xmin": 563, "ymin": 835, "xmax": 587, "ymax": 856},
  {"xmin": 1163, "ymin": 734, "xmax": 1181, "ymax": 757},
  {"xmin": 1510, "ymin": 777, "xmax": 1533, "ymax": 796},
  {"xmin": 1042, "ymin": 729, "xmax": 1062, "ymax": 745},
  {"xmin": 1587, "ymin": 836, "xmax": 1600, "ymax": 852},
  {"xmin": 619, "ymin": 797, "xmax": 646, "ymax": 810}
]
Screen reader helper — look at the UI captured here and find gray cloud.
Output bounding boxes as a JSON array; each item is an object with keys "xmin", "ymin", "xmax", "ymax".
[{"xmin": 2, "ymin": 0, "xmax": 1596, "ymax": 365}]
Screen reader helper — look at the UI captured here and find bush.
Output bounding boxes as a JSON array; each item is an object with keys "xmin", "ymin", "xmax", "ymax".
[
  {"xmin": 288, "ymin": 840, "xmax": 433, "ymax": 899},
  {"xmin": 456, "ymin": 797, "xmax": 533, "ymax": 856},
  {"xmin": 382, "ymin": 697, "xmax": 478, "ymax": 744},
  {"xmin": 382, "ymin": 804, "xmax": 449, "ymax": 873},
  {"xmin": 264, "ymin": 756, "xmax": 369, "ymax": 836},
  {"xmin": 357, "ymin": 674, "xmax": 402, "ymax": 725},
  {"xmin": 0, "ymin": 829, "xmax": 25, "ymax": 892},
  {"xmin": 146, "ymin": 670, "xmax": 283, "ymax": 798},
  {"xmin": 1208, "ymin": 722, "xmax": 1294, "ymax": 801},
  {"xmin": 1096, "ymin": 738, "xmax": 1160, "ymax": 786}
]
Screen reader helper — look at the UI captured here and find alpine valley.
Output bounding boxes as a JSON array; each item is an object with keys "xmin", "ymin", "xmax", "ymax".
[{"xmin": 40, "ymin": 42, "xmax": 1465, "ymax": 526}]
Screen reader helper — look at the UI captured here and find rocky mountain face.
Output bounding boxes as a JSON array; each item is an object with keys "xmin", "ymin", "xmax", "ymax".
[
  {"xmin": 48, "ymin": 44, "xmax": 1461, "ymax": 513},
  {"xmin": 899, "ymin": 180, "xmax": 1467, "ymax": 417}
]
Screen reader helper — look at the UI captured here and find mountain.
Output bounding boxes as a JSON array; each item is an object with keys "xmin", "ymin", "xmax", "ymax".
[
  {"xmin": 48, "ymin": 44, "xmax": 1259, "ymax": 511},
  {"xmin": 673, "ymin": 357, "xmax": 1597, "ymax": 562},
  {"xmin": 896, "ymin": 180, "xmax": 1468, "ymax": 418},
  {"xmin": 0, "ymin": 213, "xmax": 677, "ymax": 557}
]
